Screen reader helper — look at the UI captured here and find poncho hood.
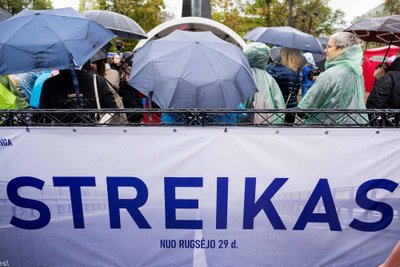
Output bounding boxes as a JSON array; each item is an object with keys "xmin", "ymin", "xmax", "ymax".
[
  {"xmin": 325, "ymin": 44, "xmax": 363, "ymax": 75},
  {"xmin": 243, "ymin": 42, "xmax": 271, "ymax": 70}
]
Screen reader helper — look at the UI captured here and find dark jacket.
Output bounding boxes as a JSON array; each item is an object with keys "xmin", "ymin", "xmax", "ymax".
[
  {"xmin": 266, "ymin": 63, "xmax": 302, "ymax": 108},
  {"xmin": 40, "ymin": 69, "xmax": 117, "ymax": 123},
  {"xmin": 110, "ymin": 63, "xmax": 120, "ymax": 72},
  {"xmin": 367, "ymin": 58, "xmax": 400, "ymax": 126},
  {"xmin": 119, "ymin": 80, "xmax": 144, "ymax": 123},
  {"xmin": 367, "ymin": 57, "xmax": 400, "ymax": 109}
]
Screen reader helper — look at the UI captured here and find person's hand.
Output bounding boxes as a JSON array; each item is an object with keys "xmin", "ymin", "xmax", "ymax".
[
  {"xmin": 379, "ymin": 241, "xmax": 400, "ymax": 267},
  {"xmin": 373, "ymin": 67, "xmax": 386, "ymax": 79}
]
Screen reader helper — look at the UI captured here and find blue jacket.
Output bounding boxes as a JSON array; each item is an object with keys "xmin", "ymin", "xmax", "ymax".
[
  {"xmin": 302, "ymin": 65, "xmax": 314, "ymax": 88},
  {"xmin": 267, "ymin": 63, "xmax": 302, "ymax": 108}
]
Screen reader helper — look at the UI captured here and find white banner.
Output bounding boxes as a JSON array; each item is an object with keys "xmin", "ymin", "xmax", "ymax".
[{"xmin": 0, "ymin": 127, "xmax": 399, "ymax": 266}]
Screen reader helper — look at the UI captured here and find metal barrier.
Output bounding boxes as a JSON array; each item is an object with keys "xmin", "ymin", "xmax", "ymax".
[{"xmin": 0, "ymin": 109, "xmax": 400, "ymax": 127}]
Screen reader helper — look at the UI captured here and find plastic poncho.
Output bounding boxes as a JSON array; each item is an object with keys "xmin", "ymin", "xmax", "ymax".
[
  {"xmin": 298, "ymin": 44, "xmax": 367, "ymax": 124},
  {"xmin": 0, "ymin": 75, "xmax": 28, "ymax": 109},
  {"xmin": 16, "ymin": 71, "xmax": 43, "ymax": 101},
  {"xmin": 244, "ymin": 42, "xmax": 285, "ymax": 124}
]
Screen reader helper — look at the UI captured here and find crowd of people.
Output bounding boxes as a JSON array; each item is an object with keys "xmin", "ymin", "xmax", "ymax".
[{"xmin": 1, "ymin": 31, "xmax": 400, "ymax": 125}]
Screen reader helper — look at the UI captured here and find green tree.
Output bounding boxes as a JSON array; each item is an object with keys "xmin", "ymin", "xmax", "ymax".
[
  {"xmin": 1, "ymin": 0, "xmax": 52, "ymax": 14},
  {"xmin": 30, "ymin": 0, "xmax": 52, "ymax": 10},
  {"xmin": 211, "ymin": 0, "xmax": 345, "ymax": 38},
  {"xmin": 385, "ymin": 0, "xmax": 400, "ymax": 15},
  {"xmin": 109, "ymin": 0, "xmax": 165, "ymax": 32},
  {"xmin": 211, "ymin": 0, "xmax": 260, "ymax": 37},
  {"xmin": 79, "ymin": 0, "xmax": 101, "ymax": 12}
]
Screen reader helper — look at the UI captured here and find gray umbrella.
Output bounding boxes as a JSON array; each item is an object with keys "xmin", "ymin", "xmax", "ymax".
[
  {"xmin": 344, "ymin": 15, "xmax": 400, "ymax": 62},
  {"xmin": 244, "ymin": 26, "xmax": 324, "ymax": 54},
  {"xmin": 129, "ymin": 30, "xmax": 257, "ymax": 109},
  {"xmin": 82, "ymin": 10, "xmax": 147, "ymax": 39},
  {"xmin": 0, "ymin": 7, "xmax": 12, "ymax": 22},
  {"xmin": 344, "ymin": 15, "xmax": 400, "ymax": 44}
]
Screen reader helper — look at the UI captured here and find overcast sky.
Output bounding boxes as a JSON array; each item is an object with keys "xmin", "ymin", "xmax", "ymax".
[{"xmin": 52, "ymin": 0, "xmax": 385, "ymax": 26}]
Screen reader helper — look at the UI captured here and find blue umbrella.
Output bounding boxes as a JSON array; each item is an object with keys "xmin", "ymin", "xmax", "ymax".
[
  {"xmin": 0, "ymin": 8, "xmax": 115, "ymax": 75},
  {"xmin": 129, "ymin": 30, "xmax": 257, "ymax": 109},
  {"xmin": 244, "ymin": 26, "xmax": 323, "ymax": 54}
]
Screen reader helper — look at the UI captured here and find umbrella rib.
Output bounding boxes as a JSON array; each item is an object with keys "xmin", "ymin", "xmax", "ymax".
[
  {"xmin": 166, "ymin": 46, "xmax": 200, "ymax": 107},
  {"xmin": 198, "ymin": 44, "xmax": 227, "ymax": 108},
  {"xmin": 0, "ymin": 15, "xmax": 78, "ymax": 71},
  {"xmin": 132, "ymin": 41, "xmax": 193, "ymax": 77},
  {"xmin": 1, "ymin": 16, "xmax": 37, "ymax": 44},
  {"xmin": 41, "ymin": 18, "xmax": 76, "ymax": 68}
]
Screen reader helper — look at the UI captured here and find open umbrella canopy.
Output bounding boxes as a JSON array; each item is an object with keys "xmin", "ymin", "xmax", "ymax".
[
  {"xmin": 129, "ymin": 30, "xmax": 257, "ymax": 109},
  {"xmin": 0, "ymin": 8, "xmax": 115, "ymax": 75},
  {"xmin": 82, "ymin": 10, "xmax": 147, "ymax": 40},
  {"xmin": 244, "ymin": 26, "xmax": 324, "ymax": 54},
  {"xmin": 344, "ymin": 15, "xmax": 400, "ymax": 44}
]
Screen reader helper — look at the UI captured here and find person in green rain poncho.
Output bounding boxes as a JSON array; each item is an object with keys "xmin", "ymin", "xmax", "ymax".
[
  {"xmin": 298, "ymin": 32, "xmax": 366, "ymax": 124},
  {"xmin": 0, "ymin": 75, "xmax": 28, "ymax": 109},
  {"xmin": 243, "ymin": 42, "xmax": 285, "ymax": 124}
]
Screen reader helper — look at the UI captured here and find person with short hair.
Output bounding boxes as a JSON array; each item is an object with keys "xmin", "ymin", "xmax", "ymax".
[{"xmin": 298, "ymin": 32, "xmax": 366, "ymax": 124}]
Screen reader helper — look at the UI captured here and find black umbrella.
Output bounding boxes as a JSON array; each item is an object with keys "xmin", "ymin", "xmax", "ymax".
[
  {"xmin": 82, "ymin": 10, "xmax": 147, "ymax": 40},
  {"xmin": 344, "ymin": 15, "xmax": 400, "ymax": 62}
]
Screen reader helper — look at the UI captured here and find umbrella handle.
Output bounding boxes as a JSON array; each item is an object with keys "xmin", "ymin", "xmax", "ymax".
[
  {"xmin": 148, "ymin": 91, "xmax": 154, "ymax": 108},
  {"xmin": 382, "ymin": 33, "xmax": 395, "ymax": 64}
]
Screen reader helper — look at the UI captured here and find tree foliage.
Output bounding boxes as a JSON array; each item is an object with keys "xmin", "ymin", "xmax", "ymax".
[
  {"xmin": 0, "ymin": 0, "xmax": 53, "ymax": 14},
  {"xmin": 211, "ymin": 0, "xmax": 260, "ymax": 37},
  {"xmin": 211, "ymin": 0, "xmax": 346, "ymax": 37},
  {"xmin": 78, "ymin": 0, "xmax": 101, "ymax": 12},
  {"xmin": 385, "ymin": 0, "xmax": 400, "ymax": 15}
]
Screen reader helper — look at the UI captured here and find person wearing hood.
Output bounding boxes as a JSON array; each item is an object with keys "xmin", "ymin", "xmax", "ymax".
[
  {"xmin": 366, "ymin": 57, "xmax": 400, "ymax": 126},
  {"xmin": 298, "ymin": 32, "xmax": 366, "ymax": 124},
  {"xmin": 243, "ymin": 42, "xmax": 285, "ymax": 124}
]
